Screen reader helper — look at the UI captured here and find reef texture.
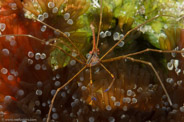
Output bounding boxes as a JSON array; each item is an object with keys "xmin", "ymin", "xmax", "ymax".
[{"xmin": 0, "ymin": 0, "xmax": 184, "ymax": 122}]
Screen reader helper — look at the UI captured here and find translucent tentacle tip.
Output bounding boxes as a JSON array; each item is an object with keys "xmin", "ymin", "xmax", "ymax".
[
  {"xmin": 91, "ymin": 97, "xmax": 97, "ymax": 101},
  {"xmin": 104, "ymin": 89, "xmax": 109, "ymax": 92}
]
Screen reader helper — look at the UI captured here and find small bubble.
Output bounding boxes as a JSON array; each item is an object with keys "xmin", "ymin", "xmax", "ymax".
[
  {"xmin": 35, "ymin": 100, "xmax": 40, "ymax": 106},
  {"xmin": 52, "ymin": 7, "xmax": 58, "ymax": 13},
  {"xmin": 28, "ymin": 59, "xmax": 33, "ymax": 65},
  {"xmin": 175, "ymin": 68, "xmax": 181, "ymax": 75},
  {"xmin": 174, "ymin": 59, "xmax": 179, "ymax": 69},
  {"xmin": 119, "ymin": 34, "xmax": 124, "ymax": 39},
  {"xmin": 171, "ymin": 52, "xmax": 176, "ymax": 57},
  {"xmin": 12, "ymin": 70, "xmax": 18, "ymax": 76},
  {"xmin": 86, "ymin": 53, "xmax": 91, "ymax": 59},
  {"xmin": 123, "ymin": 97, "xmax": 131, "ymax": 103},
  {"xmin": 64, "ymin": 85, "xmax": 68, "ymax": 90},
  {"xmin": 108, "ymin": 116, "xmax": 115, "ymax": 122},
  {"xmin": 61, "ymin": 92, "xmax": 66, "ymax": 97},
  {"xmin": 48, "ymin": 2, "xmax": 55, "ymax": 8},
  {"xmin": 80, "ymin": 77, "xmax": 84, "ymax": 81},
  {"xmin": 51, "ymin": 89, "xmax": 56, "ymax": 96},
  {"xmin": 42, "ymin": 102, "xmax": 46, "ymax": 107},
  {"xmin": 132, "ymin": 98, "xmax": 137, "ymax": 104},
  {"xmin": 170, "ymin": 109, "xmax": 177, "ymax": 114},
  {"xmin": 43, "ymin": 12, "xmax": 49, "ymax": 18},
  {"xmin": 64, "ymin": 32, "xmax": 70, "ymax": 37},
  {"xmin": 67, "ymin": 89, "xmax": 71, "ymax": 94},
  {"xmin": 35, "ymin": 109, "xmax": 41, "ymax": 115},
  {"xmin": 9, "ymin": 3, "xmax": 17, "ymax": 10},
  {"xmin": 137, "ymin": 87, "xmax": 143, "ymax": 93},
  {"xmin": 0, "ymin": 23, "xmax": 6, "ymax": 31},
  {"xmin": 2, "ymin": 48, "xmax": 9, "ymax": 56},
  {"xmin": 38, "ymin": 14, "xmax": 44, "ymax": 21},
  {"xmin": 56, "ymin": 74, "xmax": 60, "ymax": 79},
  {"xmin": 100, "ymin": 31, "xmax": 106, "ymax": 38},
  {"xmin": 71, "ymin": 102, "xmax": 76, "ymax": 107},
  {"xmin": 28, "ymin": 51, "xmax": 34, "ymax": 58},
  {"xmin": 127, "ymin": 90, "xmax": 133, "ymax": 96},
  {"xmin": 181, "ymin": 48, "xmax": 184, "ymax": 57},
  {"xmin": 64, "ymin": 13, "xmax": 70, "ymax": 20},
  {"xmin": 111, "ymin": 96, "xmax": 116, "ymax": 101},
  {"xmin": 45, "ymin": 41, "xmax": 49, "ymax": 45},
  {"xmin": 166, "ymin": 78, "xmax": 174, "ymax": 84},
  {"xmin": 78, "ymin": 82, "xmax": 82, "ymax": 86},
  {"xmin": 42, "ymin": 64, "xmax": 47, "ymax": 70},
  {"xmin": 81, "ymin": 86, "xmax": 87, "ymax": 91},
  {"xmin": 40, "ymin": 53, "xmax": 46, "ymax": 59},
  {"xmin": 70, "ymin": 60, "xmax": 76, "ymax": 66},
  {"xmin": 52, "ymin": 113, "xmax": 59, "ymax": 119},
  {"xmin": 10, "ymin": 69, "xmax": 15, "ymax": 74},
  {"xmin": 35, "ymin": 53, "xmax": 41, "ymax": 60},
  {"xmin": 167, "ymin": 61, "xmax": 173, "ymax": 70},
  {"xmin": 70, "ymin": 112, "xmax": 74, "ymax": 117},
  {"xmin": 6, "ymin": 35, "xmax": 14, "ymax": 41},
  {"xmin": 114, "ymin": 101, "xmax": 121, "ymax": 106},
  {"xmin": 106, "ymin": 105, "xmax": 112, "ymax": 111},
  {"xmin": 162, "ymin": 95, "xmax": 167, "ymax": 99},
  {"xmin": 118, "ymin": 41, "xmax": 125, "ymax": 47},
  {"xmin": 55, "ymin": 81, "xmax": 61, "ymax": 87},
  {"xmin": 89, "ymin": 117, "xmax": 95, "ymax": 122},
  {"xmin": 8, "ymin": 75, "xmax": 14, "ymax": 81},
  {"xmin": 121, "ymin": 114, "xmax": 126, "ymax": 119},
  {"xmin": 123, "ymin": 106, "xmax": 128, "ymax": 111},
  {"xmin": 1, "ymin": 68, "xmax": 8, "ymax": 74},
  {"xmin": 77, "ymin": 109, "xmax": 82, "ymax": 116},
  {"xmin": 52, "ymin": 107, "xmax": 56, "ymax": 112},
  {"xmin": 4, "ymin": 96, "xmax": 11, "ymax": 103},
  {"xmin": 113, "ymin": 32, "xmax": 120, "ymax": 41},
  {"xmin": 41, "ymin": 25, "xmax": 47, "ymax": 32},
  {"xmin": 17, "ymin": 89, "xmax": 24, "ymax": 96},
  {"xmin": 10, "ymin": 39, "xmax": 16, "ymax": 46},
  {"xmin": 177, "ymin": 80, "xmax": 182, "ymax": 86},
  {"xmin": 47, "ymin": 100, "xmax": 51, "ymax": 105},
  {"xmin": 37, "ymin": 81, "xmax": 43, "ymax": 87},
  {"xmin": 35, "ymin": 64, "xmax": 41, "ymax": 70},
  {"xmin": 67, "ymin": 19, "xmax": 73, "ymax": 25},
  {"xmin": 72, "ymin": 94, "xmax": 77, "ymax": 99},
  {"xmin": 105, "ymin": 31, "xmax": 111, "ymax": 36},
  {"xmin": 36, "ymin": 89, "xmax": 42, "ymax": 96},
  {"xmin": 72, "ymin": 52, "xmax": 77, "ymax": 57},
  {"xmin": 74, "ymin": 99, "xmax": 79, "ymax": 103}
]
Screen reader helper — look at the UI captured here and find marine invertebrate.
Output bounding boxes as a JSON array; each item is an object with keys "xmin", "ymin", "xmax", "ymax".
[{"xmin": 1, "ymin": 0, "xmax": 184, "ymax": 122}]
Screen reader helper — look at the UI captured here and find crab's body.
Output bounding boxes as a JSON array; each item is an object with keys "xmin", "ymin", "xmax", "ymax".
[{"xmin": 86, "ymin": 51, "xmax": 100, "ymax": 67}]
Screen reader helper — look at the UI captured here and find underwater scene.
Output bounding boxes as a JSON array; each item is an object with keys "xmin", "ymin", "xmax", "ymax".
[{"xmin": 0, "ymin": 0, "xmax": 184, "ymax": 122}]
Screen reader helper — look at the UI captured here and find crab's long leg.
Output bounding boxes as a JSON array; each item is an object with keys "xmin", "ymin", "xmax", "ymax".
[
  {"xmin": 37, "ymin": 19, "xmax": 87, "ymax": 62},
  {"xmin": 101, "ymin": 48, "xmax": 184, "ymax": 63},
  {"xmin": 90, "ymin": 24, "xmax": 97, "ymax": 52},
  {"xmin": 100, "ymin": 63, "xmax": 115, "ymax": 92},
  {"xmin": 96, "ymin": 0, "xmax": 103, "ymax": 49},
  {"xmin": 47, "ymin": 65, "xmax": 87, "ymax": 122},
  {"xmin": 0, "ymin": 34, "xmax": 84, "ymax": 64}
]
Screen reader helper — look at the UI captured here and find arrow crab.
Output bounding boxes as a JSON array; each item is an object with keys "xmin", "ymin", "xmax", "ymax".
[{"xmin": 1, "ymin": 0, "xmax": 184, "ymax": 121}]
